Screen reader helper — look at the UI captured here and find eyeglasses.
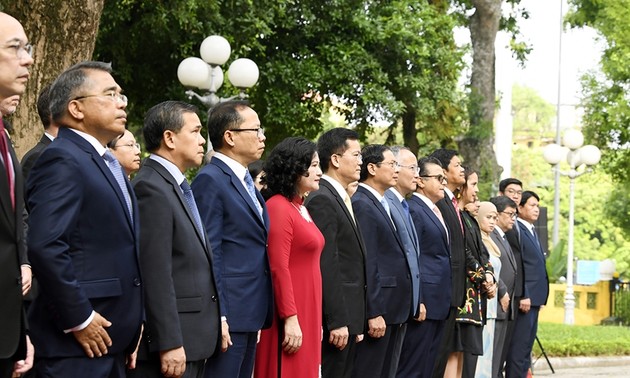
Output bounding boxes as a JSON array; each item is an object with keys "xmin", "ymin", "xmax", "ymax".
[
  {"xmin": 501, "ymin": 211, "xmax": 517, "ymax": 219},
  {"xmin": 334, "ymin": 152, "xmax": 362, "ymax": 163},
  {"xmin": 74, "ymin": 92, "xmax": 128, "ymax": 105},
  {"xmin": 421, "ymin": 174, "xmax": 446, "ymax": 183},
  {"xmin": 505, "ymin": 188, "xmax": 523, "ymax": 196},
  {"xmin": 229, "ymin": 127, "xmax": 265, "ymax": 138},
  {"xmin": 115, "ymin": 142, "xmax": 141, "ymax": 150},
  {"xmin": 376, "ymin": 161, "xmax": 400, "ymax": 169},
  {"xmin": 399, "ymin": 164, "xmax": 419, "ymax": 174},
  {"xmin": 3, "ymin": 42, "xmax": 33, "ymax": 58}
]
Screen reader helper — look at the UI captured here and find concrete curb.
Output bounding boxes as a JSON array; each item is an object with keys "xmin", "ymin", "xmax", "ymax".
[{"xmin": 532, "ymin": 355, "xmax": 630, "ymax": 372}]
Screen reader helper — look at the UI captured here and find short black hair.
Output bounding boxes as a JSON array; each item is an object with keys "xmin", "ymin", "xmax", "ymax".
[
  {"xmin": 143, "ymin": 100, "xmax": 198, "ymax": 152},
  {"xmin": 36, "ymin": 84, "xmax": 52, "ymax": 129},
  {"xmin": 263, "ymin": 137, "xmax": 317, "ymax": 199},
  {"xmin": 499, "ymin": 177, "xmax": 523, "ymax": 193},
  {"xmin": 206, "ymin": 100, "xmax": 251, "ymax": 151},
  {"xmin": 520, "ymin": 190, "xmax": 540, "ymax": 206},
  {"xmin": 317, "ymin": 127, "xmax": 359, "ymax": 173},
  {"xmin": 359, "ymin": 144, "xmax": 388, "ymax": 182},
  {"xmin": 489, "ymin": 196, "xmax": 517, "ymax": 213},
  {"xmin": 417, "ymin": 156, "xmax": 442, "ymax": 177},
  {"xmin": 429, "ymin": 148, "xmax": 459, "ymax": 170}
]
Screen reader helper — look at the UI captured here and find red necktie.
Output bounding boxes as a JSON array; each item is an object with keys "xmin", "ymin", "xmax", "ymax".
[
  {"xmin": 451, "ymin": 195, "xmax": 463, "ymax": 234},
  {"xmin": 0, "ymin": 119, "xmax": 15, "ymax": 209}
]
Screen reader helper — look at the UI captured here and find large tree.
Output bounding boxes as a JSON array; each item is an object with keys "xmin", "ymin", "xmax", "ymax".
[
  {"xmin": 566, "ymin": 0, "xmax": 630, "ymax": 237},
  {"xmin": 0, "ymin": 0, "xmax": 105, "ymax": 157},
  {"xmin": 94, "ymin": 0, "xmax": 465, "ymax": 154}
]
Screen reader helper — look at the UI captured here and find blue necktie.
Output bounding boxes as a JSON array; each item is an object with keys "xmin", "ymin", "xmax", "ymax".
[
  {"xmin": 401, "ymin": 199, "xmax": 413, "ymax": 226},
  {"xmin": 103, "ymin": 151, "xmax": 133, "ymax": 219},
  {"xmin": 380, "ymin": 197, "xmax": 395, "ymax": 229},
  {"xmin": 180, "ymin": 180, "xmax": 205, "ymax": 243},
  {"xmin": 244, "ymin": 170, "xmax": 263, "ymax": 217}
]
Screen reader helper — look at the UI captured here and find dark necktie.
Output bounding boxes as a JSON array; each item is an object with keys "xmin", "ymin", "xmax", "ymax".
[
  {"xmin": 0, "ymin": 120, "xmax": 15, "ymax": 209},
  {"xmin": 244, "ymin": 170, "xmax": 263, "ymax": 217},
  {"xmin": 103, "ymin": 151, "xmax": 133, "ymax": 219},
  {"xmin": 401, "ymin": 199, "xmax": 413, "ymax": 227},
  {"xmin": 180, "ymin": 180, "xmax": 206, "ymax": 243}
]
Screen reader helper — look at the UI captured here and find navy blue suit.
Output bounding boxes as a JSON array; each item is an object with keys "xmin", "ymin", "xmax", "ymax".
[
  {"xmin": 505, "ymin": 221, "xmax": 549, "ymax": 378},
  {"xmin": 351, "ymin": 185, "xmax": 412, "ymax": 378},
  {"xmin": 26, "ymin": 128, "xmax": 143, "ymax": 374},
  {"xmin": 397, "ymin": 194, "xmax": 451, "ymax": 378},
  {"xmin": 192, "ymin": 155, "xmax": 273, "ymax": 378}
]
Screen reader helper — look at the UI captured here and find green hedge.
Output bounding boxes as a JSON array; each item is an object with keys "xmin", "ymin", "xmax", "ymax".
[{"xmin": 534, "ymin": 322, "xmax": 630, "ymax": 357}]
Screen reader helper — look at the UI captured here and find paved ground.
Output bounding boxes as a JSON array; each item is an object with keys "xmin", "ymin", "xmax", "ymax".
[{"xmin": 532, "ymin": 356, "xmax": 630, "ymax": 377}]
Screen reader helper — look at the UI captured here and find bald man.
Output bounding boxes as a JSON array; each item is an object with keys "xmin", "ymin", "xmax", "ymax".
[{"xmin": 0, "ymin": 11, "xmax": 34, "ymax": 378}]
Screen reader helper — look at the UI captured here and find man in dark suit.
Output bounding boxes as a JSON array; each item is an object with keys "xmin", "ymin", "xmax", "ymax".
[
  {"xmin": 505, "ymin": 191, "xmax": 549, "ymax": 378},
  {"xmin": 351, "ymin": 144, "xmax": 412, "ymax": 378},
  {"xmin": 21, "ymin": 84, "xmax": 58, "ymax": 180},
  {"xmin": 192, "ymin": 100, "xmax": 273, "ymax": 378},
  {"xmin": 428, "ymin": 148, "xmax": 467, "ymax": 378},
  {"xmin": 398, "ymin": 156, "xmax": 452, "ymax": 378},
  {"xmin": 131, "ymin": 101, "xmax": 223, "ymax": 378},
  {"xmin": 0, "ymin": 12, "xmax": 34, "ymax": 378},
  {"xmin": 304, "ymin": 127, "xmax": 367, "ymax": 378},
  {"xmin": 27, "ymin": 61, "xmax": 143, "ymax": 377},
  {"xmin": 489, "ymin": 196, "xmax": 519, "ymax": 378}
]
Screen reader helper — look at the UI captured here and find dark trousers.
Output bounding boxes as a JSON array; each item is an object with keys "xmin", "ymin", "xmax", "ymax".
[
  {"xmin": 431, "ymin": 307, "xmax": 456, "ymax": 378},
  {"xmin": 492, "ymin": 319, "xmax": 509, "ymax": 378},
  {"xmin": 322, "ymin": 331, "xmax": 357, "ymax": 378},
  {"xmin": 353, "ymin": 323, "xmax": 404, "ymax": 378},
  {"xmin": 462, "ymin": 352, "xmax": 478, "ymax": 378},
  {"xmin": 505, "ymin": 307, "xmax": 540, "ymax": 378},
  {"xmin": 35, "ymin": 354, "xmax": 126, "ymax": 378},
  {"xmin": 128, "ymin": 359, "xmax": 205, "ymax": 378},
  {"xmin": 204, "ymin": 331, "xmax": 257, "ymax": 378},
  {"xmin": 396, "ymin": 319, "xmax": 446, "ymax": 378},
  {"xmin": 0, "ymin": 358, "xmax": 14, "ymax": 378}
]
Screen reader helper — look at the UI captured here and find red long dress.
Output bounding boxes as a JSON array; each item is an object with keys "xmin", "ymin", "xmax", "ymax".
[{"xmin": 254, "ymin": 195, "xmax": 324, "ymax": 378}]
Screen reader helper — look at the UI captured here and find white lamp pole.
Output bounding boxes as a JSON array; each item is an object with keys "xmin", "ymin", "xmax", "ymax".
[
  {"xmin": 177, "ymin": 35, "xmax": 259, "ymax": 110},
  {"xmin": 543, "ymin": 129, "xmax": 601, "ymax": 325}
]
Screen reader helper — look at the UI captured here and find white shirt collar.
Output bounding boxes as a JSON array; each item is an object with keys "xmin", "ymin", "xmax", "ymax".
[
  {"xmin": 388, "ymin": 187, "xmax": 405, "ymax": 202},
  {"xmin": 412, "ymin": 192, "xmax": 435, "ymax": 209},
  {"xmin": 321, "ymin": 175, "xmax": 349, "ymax": 201},
  {"xmin": 359, "ymin": 183, "xmax": 384, "ymax": 202},
  {"xmin": 149, "ymin": 154, "xmax": 186, "ymax": 186},
  {"xmin": 517, "ymin": 217, "xmax": 535, "ymax": 233},
  {"xmin": 68, "ymin": 128, "xmax": 106, "ymax": 156},
  {"xmin": 212, "ymin": 152, "xmax": 248, "ymax": 185}
]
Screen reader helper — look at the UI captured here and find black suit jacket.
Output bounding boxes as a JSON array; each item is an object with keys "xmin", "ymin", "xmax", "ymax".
[
  {"xmin": 505, "ymin": 227, "xmax": 526, "ymax": 299},
  {"xmin": 21, "ymin": 134, "xmax": 51, "ymax": 181},
  {"xmin": 133, "ymin": 158, "xmax": 220, "ymax": 361},
  {"xmin": 305, "ymin": 178, "xmax": 367, "ymax": 335},
  {"xmin": 352, "ymin": 185, "xmax": 412, "ymax": 325},
  {"xmin": 0, "ymin": 122, "xmax": 27, "ymax": 360},
  {"xmin": 435, "ymin": 195, "xmax": 466, "ymax": 308}
]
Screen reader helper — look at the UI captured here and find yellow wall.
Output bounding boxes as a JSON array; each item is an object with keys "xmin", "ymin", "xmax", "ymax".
[{"xmin": 538, "ymin": 281, "xmax": 612, "ymax": 325}]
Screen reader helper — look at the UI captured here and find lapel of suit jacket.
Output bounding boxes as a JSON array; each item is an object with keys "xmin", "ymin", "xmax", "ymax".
[
  {"xmin": 212, "ymin": 157, "xmax": 267, "ymax": 229},
  {"xmin": 385, "ymin": 190, "xmax": 419, "ymax": 251},
  {"xmin": 358, "ymin": 186, "xmax": 404, "ymax": 250},
  {"xmin": 62, "ymin": 128, "xmax": 135, "ymax": 230},
  {"xmin": 492, "ymin": 229, "xmax": 517, "ymax": 271},
  {"xmin": 320, "ymin": 180, "xmax": 364, "ymax": 247},
  {"xmin": 413, "ymin": 195, "xmax": 449, "ymax": 246},
  {"xmin": 146, "ymin": 159, "xmax": 209, "ymax": 252},
  {"xmin": 0, "ymin": 135, "xmax": 20, "ymax": 229},
  {"xmin": 519, "ymin": 221, "xmax": 544, "ymax": 258}
]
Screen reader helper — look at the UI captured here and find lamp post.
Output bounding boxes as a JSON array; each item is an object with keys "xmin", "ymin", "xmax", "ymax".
[
  {"xmin": 543, "ymin": 129, "xmax": 601, "ymax": 325},
  {"xmin": 177, "ymin": 35, "xmax": 259, "ymax": 110}
]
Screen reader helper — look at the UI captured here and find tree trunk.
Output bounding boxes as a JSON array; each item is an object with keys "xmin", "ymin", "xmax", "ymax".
[
  {"xmin": 460, "ymin": 0, "xmax": 502, "ymax": 195},
  {"xmin": 402, "ymin": 105, "xmax": 419, "ymax": 154},
  {"xmin": 1, "ymin": 0, "xmax": 104, "ymax": 158}
]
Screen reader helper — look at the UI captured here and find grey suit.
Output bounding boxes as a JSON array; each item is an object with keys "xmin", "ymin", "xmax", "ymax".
[
  {"xmin": 490, "ymin": 229, "xmax": 517, "ymax": 378},
  {"xmin": 131, "ymin": 158, "xmax": 221, "ymax": 375}
]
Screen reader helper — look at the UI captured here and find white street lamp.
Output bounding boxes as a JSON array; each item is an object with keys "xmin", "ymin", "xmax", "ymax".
[
  {"xmin": 542, "ymin": 128, "xmax": 601, "ymax": 325},
  {"xmin": 177, "ymin": 35, "xmax": 259, "ymax": 110}
]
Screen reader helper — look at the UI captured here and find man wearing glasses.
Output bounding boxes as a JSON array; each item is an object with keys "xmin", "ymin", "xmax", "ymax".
[
  {"xmin": 0, "ymin": 12, "xmax": 34, "ymax": 378},
  {"xmin": 351, "ymin": 144, "xmax": 412, "ymax": 378},
  {"xmin": 26, "ymin": 61, "xmax": 144, "ymax": 377},
  {"xmin": 398, "ymin": 156, "xmax": 452, "ymax": 378},
  {"xmin": 192, "ymin": 100, "xmax": 273, "ymax": 378}
]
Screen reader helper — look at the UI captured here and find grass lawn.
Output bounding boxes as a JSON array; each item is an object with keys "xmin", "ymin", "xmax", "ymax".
[{"xmin": 534, "ymin": 322, "xmax": 630, "ymax": 356}]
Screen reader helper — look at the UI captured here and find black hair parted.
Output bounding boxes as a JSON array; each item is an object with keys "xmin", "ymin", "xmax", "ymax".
[
  {"xmin": 263, "ymin": 137, "xmax": 317, "ymax": 199},
  {"xmin": 317, "ymin": 127, "xmax": 359, "ymax": 173},
  {"xmin": 499, "ymin": 177, "xmax": 523, "ymax": 193},
  {"xmin": 429, "ymin": 148, "xmax": 459, "ymax": 170},
  {"xmin": 359, "ymin": 144, "xmax": 388, "ymax": 182}
]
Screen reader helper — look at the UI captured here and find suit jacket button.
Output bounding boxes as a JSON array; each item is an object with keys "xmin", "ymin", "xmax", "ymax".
[
  {"xmin": 211, "ymin": 295, "xmax": 217, "ymax": 302},
  {"xmin": 133, "ymin": 278, "xmax": 141, "ymax": 286}
]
